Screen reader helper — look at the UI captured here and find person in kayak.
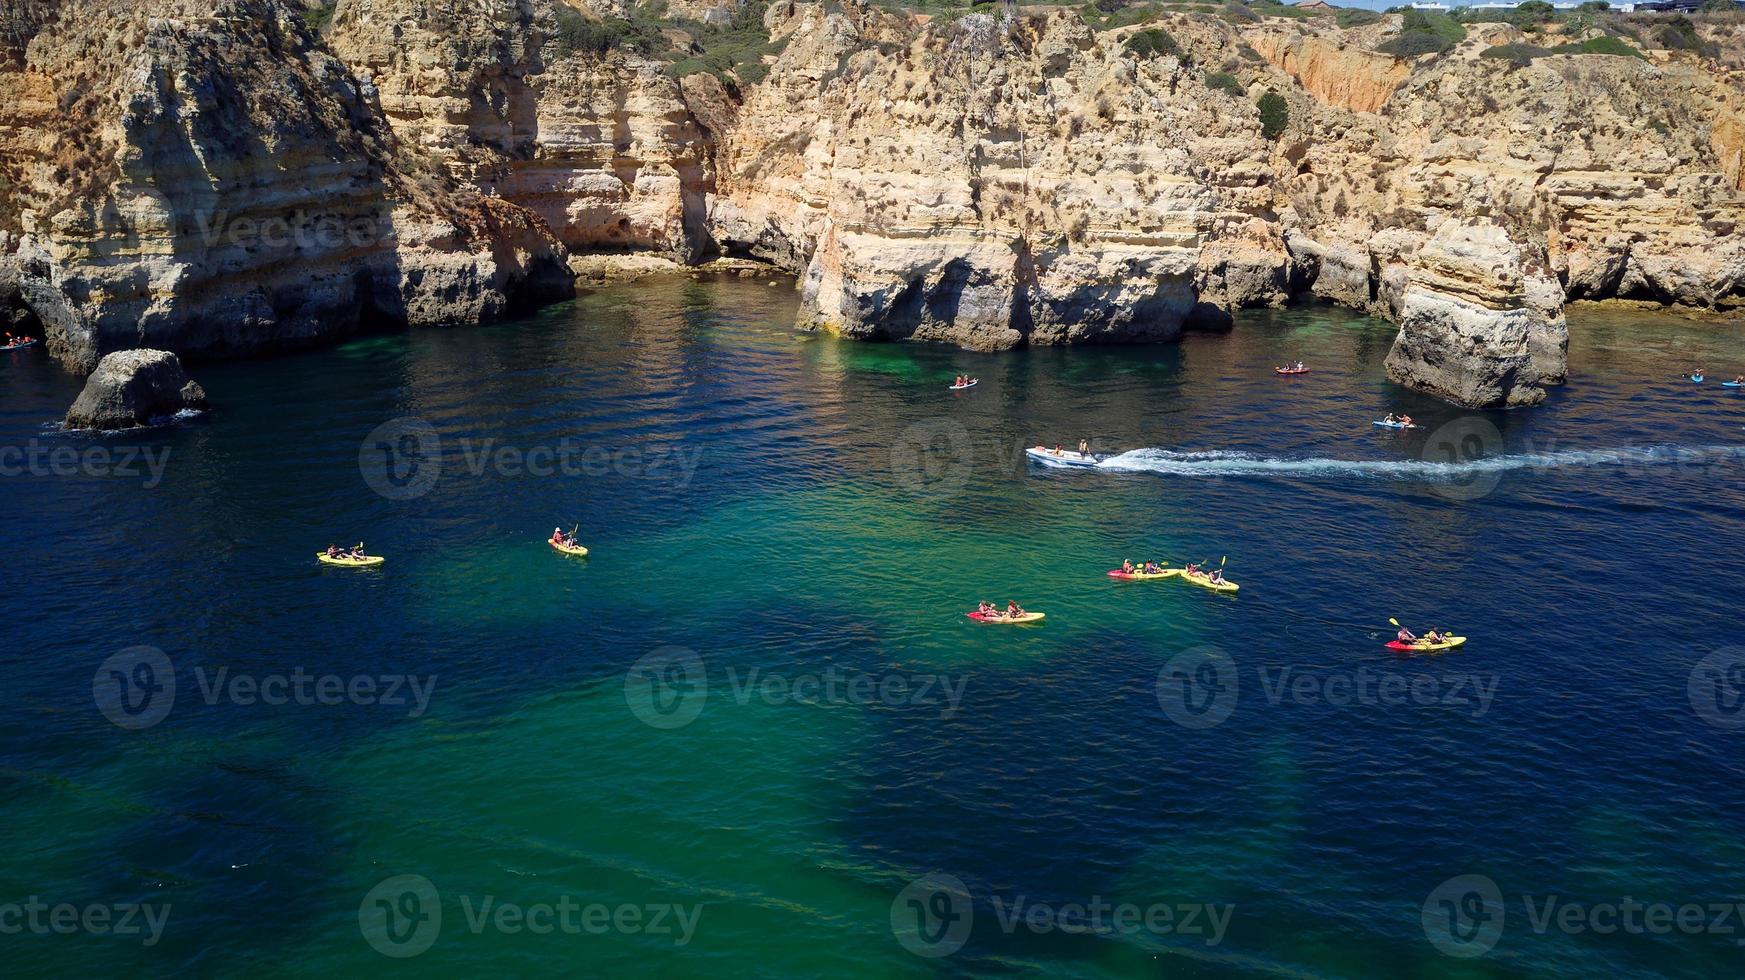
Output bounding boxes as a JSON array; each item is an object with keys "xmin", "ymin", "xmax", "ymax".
[
  {"xmin": 1006, "ymin": 600, "xmax": 1025, "ymax": 619},
  {"xmin": 1145, "ymin": 561, "xmax": 1162, "ymax": 574},
  {"xmin": 1121, "ymin": 559, "xmax": 1135, "ymax": 574},
  {"xmin": 1424, "ymin": 628, "xmax": 1446, "ymax": 645},
  {"xmin": 1396, "ymin": 625, "xmax": 1418, "ymax": 645},
  {"xmin": 1207, "ymin": 568, "xmax": 1225, "ymax": 584},
  {"xmin": 348, "ymin": 542, "xmax": 366, "ymax": 559},
  {"xmin": 977, "ymin": 600, "xmax": 997, "ymax": 617},
  {"xmin": 326, "ymin": 544, "xmax": 345, "ymax": 559}
]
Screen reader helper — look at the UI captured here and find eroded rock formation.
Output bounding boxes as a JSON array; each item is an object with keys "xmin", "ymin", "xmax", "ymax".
[
  {"xmin": 4, "ymin": 0, "xmax": 1743, "ymax": 408},
  {"xmin": 65, "ymin": 349, "xmax": 207, "ymax": 429}
]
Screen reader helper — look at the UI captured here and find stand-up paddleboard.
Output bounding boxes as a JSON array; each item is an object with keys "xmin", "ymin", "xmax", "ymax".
[{"xmin": 1025, "ymin": 447, "xmax": 1105, "ymax": 468}]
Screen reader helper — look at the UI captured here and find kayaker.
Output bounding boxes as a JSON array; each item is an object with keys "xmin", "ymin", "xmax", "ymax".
[
  {"xmin": 350, "ymin": 542, "xmax": 366, "ymax": 558},
  {"xmin": 1396, "ymin": 625, "xmax": 1418, "ymax": 645},
  {"xmin": 1145, "ymin": 561, "xmax": 1161, "ymax": 574},
  {"xmin": 1122, "ymin": 559, "xmax": 1135, "ymax": 574},
  {"xmin": 326, "ymin": 544, "xmax": 344, "ymax": 558},
  {"xmin": 1208, "ymin": 568, "xmax": 1225, "ymax": 584},
  {"xmin": 1398, "ymin": 414, "xmax": 1414, "ymax": 427},
  {"xmin": 1185, "ymin": 562, "xmax": 1200, "ymax": 575},
  {"xmin": 1735, "ymin": 375, "xmax": 1744, "ymax": 385},
  {"xmin": 1053, "ymin": 444, "xmax": 1064, "ymax": 456},
  {"xmin": 954, "ymin": 375, "xmax": 964, "ymax": 387},
  {"xmin": 1006, "ymin": 600, "xmax": 1025, "ymax": 619},
  {"xmin": 1295, "ymin": 361, "xmax": 1304, "ymax": 371},
  {"xmin": 1424, "ymin": 628, "xmax": 1446, "ymax": 644},
  {"xmin": 977, "ymin": 600, "xmax": 996, "ymax": 616}
]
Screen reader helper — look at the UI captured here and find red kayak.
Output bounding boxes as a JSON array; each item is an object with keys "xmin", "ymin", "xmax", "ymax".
[{"xmin": 1274, "ymin": 367, "xmax": 1309, "ymax": 375}]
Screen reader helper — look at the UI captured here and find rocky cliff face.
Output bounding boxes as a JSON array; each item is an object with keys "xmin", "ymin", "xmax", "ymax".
[
  {"xmin": 0, "ymin": 0, "xmax": 569, "ymax": 371},
  {"xmin": 4, "ymin": 0, "xmax": 1742, "ymax": 409},
  {"xmin": 326, "ymin": 0, "xmax": 717, "ymax": 261},
  {"xmin": 703, "ymin": 3, "xmax": 1745, "ymax": 406}
]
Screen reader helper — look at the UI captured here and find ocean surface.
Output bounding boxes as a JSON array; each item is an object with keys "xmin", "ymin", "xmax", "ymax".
[{"xmin": 4, "ymin": 276, "xmax": 1745, "ymax": 978}]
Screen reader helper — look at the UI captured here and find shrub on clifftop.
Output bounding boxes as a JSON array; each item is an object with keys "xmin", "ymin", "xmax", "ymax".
[
  {"xmin": 1256, "ymin": 90, "xmax": 1288, "ymax": 140},
  {"xmin": 1124, "ymin": 27, "xmax": 1183, "ymax": 60}
]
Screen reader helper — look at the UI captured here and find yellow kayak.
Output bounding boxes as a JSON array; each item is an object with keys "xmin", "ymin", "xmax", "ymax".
[
  {"xmin": 1180, "ymin": 570, "xmax": 1238, "ymax": 593},
  {"xmin": 1386, "ymin": 635, "xmax": 1467, "ymax": 652},
  {"xmin": 550, "ymin": 540, "xmax": 589, "ymax": 557},
  {"xmin": 317, "ymin": 553, "xmax": 383, "ymax": 568},
  {"xmin": 1109, "ymin": 568, "xmax": 1180, "ymax": 580},
  {"xmin": 967, "ymin": 611, "xmax": 1045, "ymax": 624}
]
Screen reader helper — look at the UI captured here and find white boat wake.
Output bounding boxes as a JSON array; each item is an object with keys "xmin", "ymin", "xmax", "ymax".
[{"xmin": 1092, "ymin": 445, "xmax": 1745, "ymax": 481}]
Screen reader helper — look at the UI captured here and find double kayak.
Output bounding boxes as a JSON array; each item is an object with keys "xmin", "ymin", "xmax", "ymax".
[
  {"xmin": 967, "ymin": 611, "xmax": 1045, "ymax": 624},
  {"xmin": 551, "ymin": 540, "xmax": 589, "ymax": 557},
  {"xmin": 1108, "ymin": 568, "xmax": 1179, "ymax": 580},
  {"xmin": 1274, "ymin": 367, "xmax": 1309, "ymax": 376},
  {"xmin": 1385, "ymin": 635, "xmax": 1468, "ymax": 653},
  {"xmin": 1025, "ymin": 447, "xmax": 1105, "ymax": 468},
  {"xmin": 1372, "ymin": 420, "xmax": 1420, "ymax": 430},
  {"xmin": 2, "ymin": 339, "xmax": 37, "ymax": 351},
  {"xmin": 317, "ymin": 553, "xmax": 384, "ymax": 568},
  {"xmin": 1180, "ymin": 570, "xmax": 1239, "ymax": 593},
  {"xmin": 948, "ymin": 380, "xmax": 978, "ymax": 390}
]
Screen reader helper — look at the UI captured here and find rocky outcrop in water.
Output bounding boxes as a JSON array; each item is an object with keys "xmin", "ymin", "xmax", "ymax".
[{"xmin": 65, "ymin": 349, "xmax": 207, "ymax": 429}]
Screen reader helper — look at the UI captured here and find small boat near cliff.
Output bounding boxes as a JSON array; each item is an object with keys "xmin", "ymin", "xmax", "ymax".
[{"xmin": 1026, "ymin": 446, "xmax": 1106, "ymax": 468}]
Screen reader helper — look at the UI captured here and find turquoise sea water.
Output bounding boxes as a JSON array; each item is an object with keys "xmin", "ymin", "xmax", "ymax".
[{"xmin": 4, "ymin": 277, "xmax": 1745, "ymax": 977}]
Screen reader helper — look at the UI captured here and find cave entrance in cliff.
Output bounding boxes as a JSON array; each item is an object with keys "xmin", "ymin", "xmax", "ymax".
[{"xmin": 2, "ymin": 288, "xmax": 42, "ymax": 343}]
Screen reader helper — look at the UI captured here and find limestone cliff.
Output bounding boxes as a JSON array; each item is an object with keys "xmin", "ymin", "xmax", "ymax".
[
  {"xmin": 0, "ymin": 0, "xmax": 570, "ymax": 371},
  {"xmin": 5, "ymin": 0, "xmax": 1743, "ymax": 410}
]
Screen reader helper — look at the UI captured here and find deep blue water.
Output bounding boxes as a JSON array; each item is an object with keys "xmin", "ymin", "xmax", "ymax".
[{"xmin": 3, "ymin": 277, "xmax": 1745, "ymax": 977}]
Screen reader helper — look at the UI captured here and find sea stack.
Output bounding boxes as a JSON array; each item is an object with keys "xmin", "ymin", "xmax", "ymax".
[{"xmin": 65, "ymin": 349, "xmax": 208, "ymax": 429}]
